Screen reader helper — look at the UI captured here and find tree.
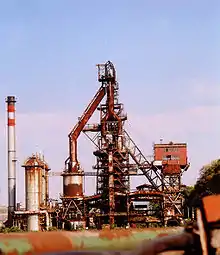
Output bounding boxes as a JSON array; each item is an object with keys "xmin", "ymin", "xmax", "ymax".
[
  {"xmin": 196, "ymin": 159, "xmax": 220, "ymax": 194},
  {"xmin": 186, "ymin": 159, "xmax": 220, "ymax": 208}
]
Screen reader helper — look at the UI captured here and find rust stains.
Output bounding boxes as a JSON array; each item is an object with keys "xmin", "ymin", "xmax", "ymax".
[
  {"xmin": 162, "ymin": 165, "xmax": 181, "ymax": 175},
  {"xmin": 157, "ymin": 233, "xmax": 169, "ymax": 238},
  {"xmin": 29, "ymin": 232, "xmax": 74, "ymax": 253},
  {"xmin": 0, "ymin": 232, "xmax": 74, "ymax": 254},
  {"xmin": 99, "ymin": 229, "xmax": 132, "ymax": 240},
  {"xmin": 63, "ymin": 183, "xmax": 83, "ymax": 197}
]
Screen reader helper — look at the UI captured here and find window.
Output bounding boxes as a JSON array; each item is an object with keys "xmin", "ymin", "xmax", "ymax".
[
  {"xmin": 164, "ymin": 147, "xmax": 179, "ymax": 152},
  {"xmin": 162, "ymin": 155, "xmax": 180, "ymax": 160},
  {"xmin": 171, "ymin": 156, "xmax": 179, "ymax": 160}
]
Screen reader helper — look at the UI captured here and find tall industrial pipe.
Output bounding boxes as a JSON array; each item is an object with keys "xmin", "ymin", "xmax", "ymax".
[
  {"xmin": 6, "ymin": 96, "xmax": 17, "ymax": 226},
  {"xmin": 23, "ymin": 155, "xmax": 42, "ymax": 231}
]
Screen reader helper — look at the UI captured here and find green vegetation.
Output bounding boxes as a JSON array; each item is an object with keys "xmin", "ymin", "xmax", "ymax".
[
  {"xmin": 0, "ymin": 226, "xmax": 23, "ymax": 233},
  {"xmin": 48, "ymin": 226, "xmax": 58, "ymax": 231},
  {"xmin": 184, "ymin": 159, "xmax": 220, "ymax": 208}
]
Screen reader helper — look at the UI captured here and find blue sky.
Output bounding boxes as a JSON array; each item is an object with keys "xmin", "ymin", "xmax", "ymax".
[{"xmin": 0, "ymin": 1, "xmax": 219, "ymax": 205}]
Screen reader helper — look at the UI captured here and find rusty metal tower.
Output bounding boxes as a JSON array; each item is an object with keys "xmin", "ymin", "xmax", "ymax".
[
  {"xmin": 59, "ymin": 61, "xmax": 189, "ymax": 228},
  {"xmin": 154, "ymin": 142, "xmax": 190, "ymax": 225},
  {"xmin": 83, "ymin": 61, "xmax": 129, "ymax": 227}
]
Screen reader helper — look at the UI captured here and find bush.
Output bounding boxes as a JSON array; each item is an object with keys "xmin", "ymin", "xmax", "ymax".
[
  {"xmin": 0, "ymin": 226, "xmax": 23, "ymax": 233},
  {"xmin": 48, "ymin": 226, "xmax": 58, "ymax": 231}
]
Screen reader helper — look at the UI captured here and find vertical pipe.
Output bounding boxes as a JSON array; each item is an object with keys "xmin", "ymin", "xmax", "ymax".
[
  {"xmin": 108, "ymin": 83, "xmax": 114, "ymax": 117},
  {"xmin": 38, "ymin": 166, "xmax": 43, "ymax": 207},
  {"xmin": 43, "ymin": 155, "xmax": 49, "ymax": 207},
  {"xmin": 41, "ymin": 167, "xmax": 46, "ymax": 206},
  {"xmin": 6, "ymin": 96, "xmax": 16, "ymax": 226},
  {"xmin": 41, "ymin": 156, "xmax": 47, "ymax": 207},
  {"xmin": 45, "ymin": 169, "xmax": 49, "ymax": 206}
]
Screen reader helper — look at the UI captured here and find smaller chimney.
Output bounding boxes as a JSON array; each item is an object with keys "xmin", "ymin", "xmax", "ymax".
[{"xmin": 6, "ymin": 96, "xmax": 17, "ymax": 226}]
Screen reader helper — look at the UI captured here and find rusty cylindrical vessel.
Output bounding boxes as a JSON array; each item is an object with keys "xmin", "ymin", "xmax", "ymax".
[
  {"xmin": 62, "ymin": 173, "xmax": 83, "ymax": 197},
  {"xmin": 23, "ymin": 155, "xmax": 44, "ymax": 231}
]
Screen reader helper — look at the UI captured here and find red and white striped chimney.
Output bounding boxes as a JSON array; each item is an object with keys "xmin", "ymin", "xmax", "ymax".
[{"xmin": 6, "ymin": 96, "xmax": 17, "ymax": 226}]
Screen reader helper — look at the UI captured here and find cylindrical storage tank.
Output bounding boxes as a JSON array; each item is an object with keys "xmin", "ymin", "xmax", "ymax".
[
  {"xmin": 62, "ymin": 173, "xmax": 83, "ymax": 197},
  {"xmin": 23, "ymin": 155, "xmax": 43, "ymax": 231},
  {"xmin": 25, "ymin": 166, "xmax": 39, "ymax": 231}
]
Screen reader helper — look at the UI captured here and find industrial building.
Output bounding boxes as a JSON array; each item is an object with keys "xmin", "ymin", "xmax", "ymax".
[{"xmin": 5, "ymin": 61, "xmax": 189, "ymax": 231}]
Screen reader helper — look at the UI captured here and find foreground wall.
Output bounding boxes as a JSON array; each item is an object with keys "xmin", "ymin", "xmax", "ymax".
[{"xmin": 0, "ymin": 228, "xmax": 183, "ymax": 254}]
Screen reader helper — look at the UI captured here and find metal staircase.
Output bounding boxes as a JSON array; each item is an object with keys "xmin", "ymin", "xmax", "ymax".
[
  {"xmin": 123, "ymin": 130, "xmax": 182, "ymax": 214},
  {"xmin": 123, "ymin": 130, "xmax": 163, "ymax": 190}
]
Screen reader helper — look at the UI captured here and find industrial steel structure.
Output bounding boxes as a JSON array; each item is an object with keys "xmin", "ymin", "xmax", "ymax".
[
  {"xmin": 58, "ymin": 61, "xmax": 189, "ymax": 229},
  {"xmin": 6, "ymin": 61, "xmax": 189, "ymax": 230},
  {"xmin": 12, "ymin": 154, "xmax": 54, "ymax": 231},
  {"xmin": 154, "ymin": 142, "xmax": 189, "ymax": 223}
]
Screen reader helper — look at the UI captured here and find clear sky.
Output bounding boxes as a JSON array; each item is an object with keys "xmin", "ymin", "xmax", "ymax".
[{"xmin": 0, "ymin": 0, "xmax": 219, "ymax": 206}]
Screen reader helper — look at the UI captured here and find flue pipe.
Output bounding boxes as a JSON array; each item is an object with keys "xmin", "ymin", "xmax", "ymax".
[{"xmin": 6, "ymin": 96, "xmax": 17, "ymax": 226}]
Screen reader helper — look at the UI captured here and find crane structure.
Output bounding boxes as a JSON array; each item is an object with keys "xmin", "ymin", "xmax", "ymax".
[{"xmin": 57, "ymin": 61, "xmax": 189, "ymax": 228}]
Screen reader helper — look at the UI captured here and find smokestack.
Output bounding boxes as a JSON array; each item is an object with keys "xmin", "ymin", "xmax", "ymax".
[{"xmin": 6, "ymin": 96, "xmax": 17, "ymax": 226}]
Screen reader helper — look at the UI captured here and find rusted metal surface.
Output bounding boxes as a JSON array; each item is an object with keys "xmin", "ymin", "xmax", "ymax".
[
  {"xmin": 162, "ymin": 165, "xmax": 181, "ymax": 175},
  {"xmin": 129, "ymin": 190, "xmax": 164, "ymax": 197},
  {"xmin": 67, "ymin": 86, "xmax": 106, "ymax": 174},
  {"xmin": 58, "ymin": 61, "xmax": 190, "ymax": 227},
  {"xmin": 0, "ymin": 228, "xmax": 183, "ymax": 254},
  {"xmin": 153, "ymin": 142, "xmax": 189, "ymax": 222},
  {"xmin": 83, "ymin": 61, "xmax": 167, "ymax": 227},
  {"xmin": 62, "ymin": 77, "xmax": 106, "ymax": 217},
  {"xmin": 63, "ymin": 183, "xmax": 83, "ymax": 198},
  {"xmin": 63, "ymin": 174, "xmax": 83, "ymax": 198},
  {"xmin": 91, "ymin": 62, "xmax": 130, "ymax": 227},
  {"xmin": 63, "ymin": 184, "xmax": 83, "ymax": 198},
  {"xmin": 6, "ymin": 61, "xmax": 191, "ymax": 230},
  {"xmin": 27, "ymin": 60, "xmax": 190, "ymax": 228},
  {"xmin": 24, "ymin": 155, "xmax": 42, "ymax": 231},
  {"xmin": 154, "ymin": 143, "xmax": 188, "ymax": 166},
  {"xmin": 20, "ymin": 155, "xmax": 50, "ymax": 231},
  {"xmin": 84, "ymin": 194, "xmax": 101, "ymax": 201}
]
